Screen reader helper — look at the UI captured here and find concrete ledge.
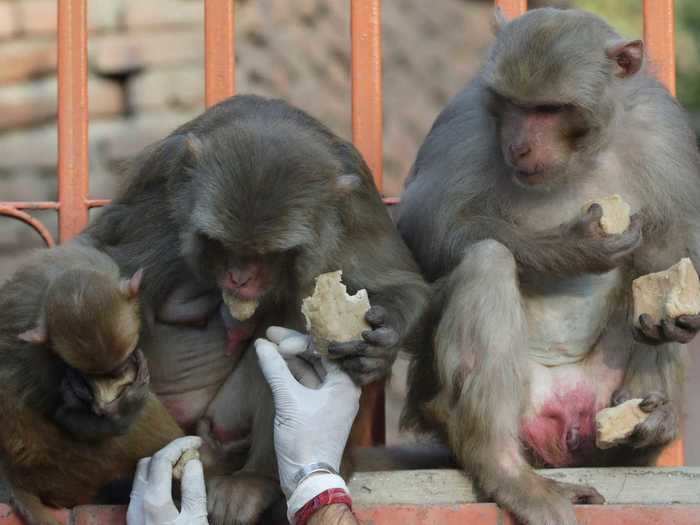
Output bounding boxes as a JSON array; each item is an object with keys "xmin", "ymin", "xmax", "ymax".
[{"xmin": 350, "ymin": 467, "xmax": 700, "ymax": 506}]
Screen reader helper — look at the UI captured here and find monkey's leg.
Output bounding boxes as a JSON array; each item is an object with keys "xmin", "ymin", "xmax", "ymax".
[
  {"xmin": 435, "ymin": 240, "xmax": 602, "ymax": 525},
  {"xmin": 203, "ymin": 348, "xmax": 284, "ymax": 525},
  {"xmin": 609, "ymin": 342, "xmax": 686, "ymax": 464},
  {"xmin": 10, "ymin": 488, "xmax": 62, "ymax": 525}
]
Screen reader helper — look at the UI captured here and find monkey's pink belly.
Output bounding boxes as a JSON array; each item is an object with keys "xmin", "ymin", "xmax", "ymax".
[
  {"xmin": 520, "ymin": 363, "xmax": 623, "ymax": 467},
  {"xmin": 158, "ymin": 387, "xmax": 223, "ymax": 430}
]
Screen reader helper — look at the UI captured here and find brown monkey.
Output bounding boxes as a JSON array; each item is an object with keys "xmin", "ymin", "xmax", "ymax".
[
  {"xmin": 0, "ymin": 242, "xmax": 183, "ymax": 525},
  {"xmin": 82, "ymin": 94, "xmax": 430, "ymax": 524},
  {"xmin": 398, "ymin": 8, "xmax": 700, "ymax": 525}
]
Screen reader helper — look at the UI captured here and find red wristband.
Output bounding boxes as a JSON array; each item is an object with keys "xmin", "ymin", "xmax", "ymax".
[{"xmin": 294, "ymin": 488, "xmax": 353, "ymax": 525}]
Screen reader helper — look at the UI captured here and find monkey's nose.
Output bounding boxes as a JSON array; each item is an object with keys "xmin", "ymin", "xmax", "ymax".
[
  {"xmin": 228, "ymin": 271, "xmax": 252, "ymax": 288},
  {"xmin": 509, "ymin": 143, "xmax": 532, "ymax": 160}
]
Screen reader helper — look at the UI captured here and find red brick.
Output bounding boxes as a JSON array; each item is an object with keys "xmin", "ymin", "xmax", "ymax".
[
  {"xmin": 355, "ymin": 503, "xmax": 502, "ymax": 524},
  {"xmin": 124, "ymin": 0, "xmax": 203, "ymax": 29},
  {"xmin": 0, "ymin": 40, "xmax": 56, "ymax": 85},
  {"xmin": 0, "ymin": 503, "xmax": 70, "ymax": 525},
  {"xmin": 16, "ymin": 0, "xmax": 56, "ymax": 36},
  {"xmin": 73, "ymin": 505, "xmax": 127, "ymax": 525},
  {"xmin": 89, "ymin": 31, "xmax": 204, "ymax": 75},
  {"xmin": 500, "ymin": 505, "xmax": 700, "ymax": 525}
]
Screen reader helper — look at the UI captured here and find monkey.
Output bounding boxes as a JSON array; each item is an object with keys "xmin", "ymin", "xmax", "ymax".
[
  {"xmin": 397, "ymin": 8, "xmax": 700, "ymax": 525},
  {"xmin": 81, "ymin": 94, "xmax": 430, "ymax": 524},
  {"xmin": 0, "ymin": 241, "xmax": 184, "ymax": 525}
]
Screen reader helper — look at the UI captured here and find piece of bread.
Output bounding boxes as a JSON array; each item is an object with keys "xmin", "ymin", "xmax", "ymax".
[
  {"xmin": 222, "ymin": 290, "xmax": 258, "ymax": 321},
  {"xmin": 301, "ymin": 270, "xmax": 371, "ymax": 355},
  {"xmin": 596, "ymin": 399, "xmax": 649, "ymax": 449},
  {"xmin": 582, "ymin": 194, "xmax": 631, "ymax": 234},
  {"xmin": 172, "ymin": 448, "xmax": 200, "ymax": 480},
  {"xmin": 632, "ymin": 258, "xmax": 700, "ymax": 327}
]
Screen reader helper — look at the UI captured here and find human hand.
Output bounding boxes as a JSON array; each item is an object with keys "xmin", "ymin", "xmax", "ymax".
[
  {"xmin": 126, "ymin": 436, "xmax": 208, "ymax": 525},
  {"xmin": 255, "ymin": 327, "xmax": 360, "ymax": 504}
]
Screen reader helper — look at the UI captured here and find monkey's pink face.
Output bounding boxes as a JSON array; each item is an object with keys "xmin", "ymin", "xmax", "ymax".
[
  {"xmin": 219, "ymin": 259, "xmax": 271, "ymax": 300},
  {"xmin": 499, "ymin": 104, "xmax": 573, "ymax": 186}
]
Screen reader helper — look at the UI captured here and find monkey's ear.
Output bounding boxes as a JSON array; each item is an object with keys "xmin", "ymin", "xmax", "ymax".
[
  {"xmin": 491, "ymin": 7, "xmax": 508, "ymax": 34},
  {"xmin": 336, "ymin": 174, "xmax": 363, "ymax": 194},
  {"xmin": 18, "ymin": 319, "xmax": 48, "ymax": 345},
  {"xmin": 606, "ymin": 40, "xmax": 643, "ymax": 78},
  {"xmin": 120, "ymin": 268, "xmax": 144, "ymax": 300}
]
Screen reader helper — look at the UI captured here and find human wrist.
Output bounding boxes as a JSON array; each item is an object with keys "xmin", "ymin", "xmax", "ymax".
[{"xmin": 286, "ymin": 472, "xmax": 349, "ymax": 523}]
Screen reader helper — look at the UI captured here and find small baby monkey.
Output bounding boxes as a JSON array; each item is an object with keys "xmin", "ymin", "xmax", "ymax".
[{"xmin": 0, "ymin": 241, "xmax": 183, "ymax": 525}]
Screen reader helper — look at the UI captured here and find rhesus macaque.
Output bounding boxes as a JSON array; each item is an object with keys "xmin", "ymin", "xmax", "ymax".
[
  {"xmin": 0, "ymin": 242, "xmax": 183, "ymax": 525},
  {"xmin": 398, "ymin": 8, "xmax": 700, "ymax": 525},
  {"xmin": 83, "ymin": 94, "xmax": 430, "ymax": 524}
]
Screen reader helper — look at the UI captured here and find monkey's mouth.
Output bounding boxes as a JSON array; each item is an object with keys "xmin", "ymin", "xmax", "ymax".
[
  {"xmin": 85, "ymin": 349, "xmax": 149, "ymax": 415},
  {"xmin": 514, "ymin": 169, "xmax": 549, "ymax": 186}
]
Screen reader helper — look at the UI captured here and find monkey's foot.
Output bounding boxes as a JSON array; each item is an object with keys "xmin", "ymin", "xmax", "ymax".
[
  {"xmin": 206, "ymin": 473, "xmax": 282, "ymax": 525},
  {"xmin": 493, "ymin": 473, "xmax": 603, "ymax": 525},
  {"xmin": 611, "ymin": 390, "xmax": 678, "ymax": 449}
]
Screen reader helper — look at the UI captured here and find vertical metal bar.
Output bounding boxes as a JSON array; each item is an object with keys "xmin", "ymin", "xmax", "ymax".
[
  {"xmin": 57, "ymin": 0, "xmax": 88, "ymax": 242},
  {"xmin": 351, "ymin": 0, "xmax": 383, "ymax": 189},
  {"xmin": 494, "ymin": 0, "xmax": 527, "ymax": 20},
  {"xmin": 350, "ymin": 0, "xmax": 385, "ymax": 447},
  {"xmin": 205, "ymin": 0, "xmax": 235, "ymax": 108},
  {"xmin": 644, "ymin": 0, "xmax": 682, "ymax": 467},
  {"xmin": 643, "ymin": 0, "xmax": 676, "ymax": 95}
]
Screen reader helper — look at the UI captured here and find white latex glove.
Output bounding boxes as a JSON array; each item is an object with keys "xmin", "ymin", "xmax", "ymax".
[
  {"xmin": 255, "ymin": 327, "xmax": 361, "ymax": 520},
  {"xmin": 127, "ymin": 436, "xmax": 208, "ymax": 525}
]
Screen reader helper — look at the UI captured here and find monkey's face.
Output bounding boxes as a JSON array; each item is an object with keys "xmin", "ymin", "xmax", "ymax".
[{"xmin": 490, "ymin": 95, "xmax": 592, "ymax": 188}]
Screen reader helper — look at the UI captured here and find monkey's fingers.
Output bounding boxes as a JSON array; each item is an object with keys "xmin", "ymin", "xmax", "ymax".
[
  {"xmin": 660, "ymin": 319, "xmax": 696, "ymax": 343},
  {"xmin": 637, "ymin": 314, "xmax": 664, "ymax": 343},
  {"xmin": 580, "ymin": 203, "xmax": 605, "ymax": 235},
  {"xmin": 362, "ymin": 327, "xmax": 399, "ymax": 348},
  {"xmin": 639, "ymin": 391, "xmax": 668, "ymax": 413},
  {"xmin": 327, "ymin": 340, "xmax": 367, "ymax": 358},
  {"xmin": 365, "ymin": 305, "xmax": 388, "ymax": 327},
  {"xmin": 676, "ymin": 314, "xmax": 700, "ymax": 331},
  {"xmin": 557, "ymin": 481, "xmax": 605, "ymax": 505},
  {"xmin": 340, "ymin": 356, "xmax": 390, "ymax": 385}
]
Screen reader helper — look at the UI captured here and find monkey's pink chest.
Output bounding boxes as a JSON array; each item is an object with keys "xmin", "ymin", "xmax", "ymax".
[
  {"xmin": 226, "ymin": 324, "xmax": 254, "ymax": 357},
  {"xmin": 520, "ymin": 382, "xmax": 599, "ymax": 467}
]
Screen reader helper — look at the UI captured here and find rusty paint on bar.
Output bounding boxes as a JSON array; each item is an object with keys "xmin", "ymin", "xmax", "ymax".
[
  {"xmin": 205, "ymin": 0, "xmax": 235, "ymax": 107},
  {"xmin": 57, "ymin": 0, "xmax": 89, "ymax": 242},
  {"xmin": 351, "ymin": 0, "xmax": 383, "ymax": 189},
  {"xmin": 495, "ymin": 0, "xmax": 527, "ymax": 20},
  {"xmin": 644, "ymin": 0, "xmax": 681, "ymax": 466},
  {"xmin": 350, "ymin": 0, "xmax": 386, "ymax": 447},
  {"xmin": 644, "ymin": 0, "xmax": 676, "ymax": 95}
]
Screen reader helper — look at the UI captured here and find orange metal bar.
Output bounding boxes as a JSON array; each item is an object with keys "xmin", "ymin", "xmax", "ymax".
[
  {"xmin": 350, "ymin": 0, "xmax": 386, "ymax": 448},
  {"xmin": 351, "ymin": 0, "xmax": 383, "ymax": 190},
  {"xmin": 643, "ymin": 0, "xmax": 682, "ymax": 467},
  {"xmin": 0, "ymin": 207, "xmax": 56, "ymax": 247},
  {"xmin": 204, "ymin": 0, "xmax": 235, "ymax": 108},
  {"xmin": 643, "ymin": 0, "xmax": 676, "ymax": 96},
  {"xmin": 494, "ymin": 0, "xmax": 527, "ymax": 20},
  {"xmin": 57, "ymin": 0, "xmax": 89, "ymax": 242}
]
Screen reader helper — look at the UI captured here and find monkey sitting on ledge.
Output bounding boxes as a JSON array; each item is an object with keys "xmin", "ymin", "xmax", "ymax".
[
  {"xmin": 399, "ymin": 7, "xmax": 700, "ymax": 525},
  {"xmin": 0, "ymin": 242, "xmax": 183, "ymax": 525}
]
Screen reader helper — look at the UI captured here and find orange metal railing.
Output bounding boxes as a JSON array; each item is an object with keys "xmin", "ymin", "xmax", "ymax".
[{"xmin": 0, "ymin": 0, "xmax": 684, "ymax": 463}]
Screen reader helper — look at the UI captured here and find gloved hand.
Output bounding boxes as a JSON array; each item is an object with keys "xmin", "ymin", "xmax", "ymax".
[
  {"xmin": 255, "ymin": 327, "xmax": 361, "ymax": 520},
  {"xmin": 126, "ymin": 436, "xmax": 208, "ymax": 525}
]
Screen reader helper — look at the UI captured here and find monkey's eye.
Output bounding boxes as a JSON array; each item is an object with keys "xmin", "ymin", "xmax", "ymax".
[{"xmin": 534, "ymin": 104, "xmax": 566, "ymax": 114}]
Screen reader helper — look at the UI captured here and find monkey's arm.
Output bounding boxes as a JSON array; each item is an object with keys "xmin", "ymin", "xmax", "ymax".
[
  {"xmin": 157, "ymin": 281, "xmax": 221, "ymax": 326},
  {"xmin": 436, "ymin": 206, "xmax": 642, "ymax": 281}
]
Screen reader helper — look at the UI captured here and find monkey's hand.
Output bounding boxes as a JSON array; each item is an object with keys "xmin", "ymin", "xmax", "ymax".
[
  {"xmin": 633, "ymin": 313, "xmax": 700, "ymax": 345},
  {"xmin": 610, "ymin": 390, "xmax": 678, "ymax": 449},
  {"xmin": 567, "ymin": 204, "xmax": 642, "ymax": 273},
  {"xmin": 327, "ymin": 305, "xmax": 400, "ymax": 385},
  {"xmin": 206, "ymin": 473, "xmax": 282, "ymax": 525}
]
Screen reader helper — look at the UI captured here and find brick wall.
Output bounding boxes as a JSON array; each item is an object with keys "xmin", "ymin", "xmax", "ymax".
[{"xmin": 0, "ymin": 0, "xmax": 495, "ymax": 280}]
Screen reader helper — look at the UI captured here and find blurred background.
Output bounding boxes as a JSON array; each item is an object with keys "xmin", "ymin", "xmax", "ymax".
[{"xmin": 0, "ymin": 0, "xmax": 698, "ymax": 463}]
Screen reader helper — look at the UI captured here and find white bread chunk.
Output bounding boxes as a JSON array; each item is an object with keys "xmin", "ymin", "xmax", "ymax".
[
  {"xmin": 173, "ymin": 448, "xmax": 200, "ymax": 480},
  {"xmin": 632, "ymin": 258, "xmax": 700, "ymax": 328},
  {"xmin": 222, "ymin": 289, "xmax": 258, "ymax": 321},
  {"xmin": 596, "ymin": 399, "xmax": 649, "ymax": 449},
  {"xmin": 582, "ymin": 194, "xmax": 631, "ymax": 234},
  {"xmin": 301, "ymin": 270, "xmax": 371, "ymax": 355}
]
